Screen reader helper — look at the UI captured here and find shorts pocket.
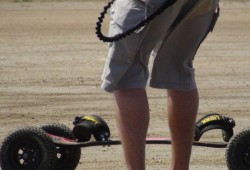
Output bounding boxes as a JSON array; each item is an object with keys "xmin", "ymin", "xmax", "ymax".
[
  {"xmin": 107, "ymin": 0, "xmax": 152, "ymax": 63},
  {"xmin": 111, "ymin": 0, "xmax": 152, "ymax": 32}
]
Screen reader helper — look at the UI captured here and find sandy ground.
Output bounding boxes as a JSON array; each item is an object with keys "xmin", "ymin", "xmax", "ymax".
[{"xmin": 0, "ymin": 1, "xmax": 249, "ymax": 169}]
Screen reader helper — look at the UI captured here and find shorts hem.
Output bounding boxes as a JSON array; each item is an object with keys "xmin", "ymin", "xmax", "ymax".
[
  {"xmin": 101, "ymin": 82, "xmax": 115, "ymax": 93},
  {"xmin": 150, "ymin": 80, "xmax": 197, "ymax": 91},
  {"xmin": 101, "ymin": 80, "xmax": 147, "ymax": 93}
]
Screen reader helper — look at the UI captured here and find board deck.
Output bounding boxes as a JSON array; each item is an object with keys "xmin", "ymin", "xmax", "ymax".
[{"xmin": 49, "ymin": 134, "xmax": 228, "ymax": 148}]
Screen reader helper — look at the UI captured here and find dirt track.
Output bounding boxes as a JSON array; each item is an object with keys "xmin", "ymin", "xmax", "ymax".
[{"xmin": 0, "ymin": 1, "xmax": 249, "ymax": 169}]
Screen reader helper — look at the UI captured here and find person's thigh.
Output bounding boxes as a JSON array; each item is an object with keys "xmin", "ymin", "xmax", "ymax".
[
  {"xmin": 150, "ymin": 0, "xmax": 220, "ymax": 90},
  {"xmin": 101, "ymin": 0, "xmax": 184, "ymax": 92}
]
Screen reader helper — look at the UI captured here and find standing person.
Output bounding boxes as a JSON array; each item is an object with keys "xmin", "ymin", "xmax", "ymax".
[{"xmin": 101, "ymin": 0, "xmax": 220, "ymax": 169}]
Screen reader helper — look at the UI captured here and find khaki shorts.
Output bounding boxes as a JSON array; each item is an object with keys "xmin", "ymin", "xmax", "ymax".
[{"xmin": 101, "ymin": 0, "xmax": 219, "ymax": 92}]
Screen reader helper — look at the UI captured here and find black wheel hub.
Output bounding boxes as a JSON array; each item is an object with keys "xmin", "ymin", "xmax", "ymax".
[{"xmin": 13, "ymin": 142, "xmax": 41, "ymax": 168}]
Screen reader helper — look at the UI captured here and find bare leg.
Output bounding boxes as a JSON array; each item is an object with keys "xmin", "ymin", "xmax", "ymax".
[
  {"xmin": 114, "ymin": 89, "xmax": 149, "ymax": 170},
  {"xmin": 167, "ymin": 89, "xmax": 199, "ymax": 170}
]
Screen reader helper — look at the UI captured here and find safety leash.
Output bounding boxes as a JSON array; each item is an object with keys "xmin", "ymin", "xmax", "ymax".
[{"xmin": 95, "ymin": 0, "xmax": 177, "ymax": 42}]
